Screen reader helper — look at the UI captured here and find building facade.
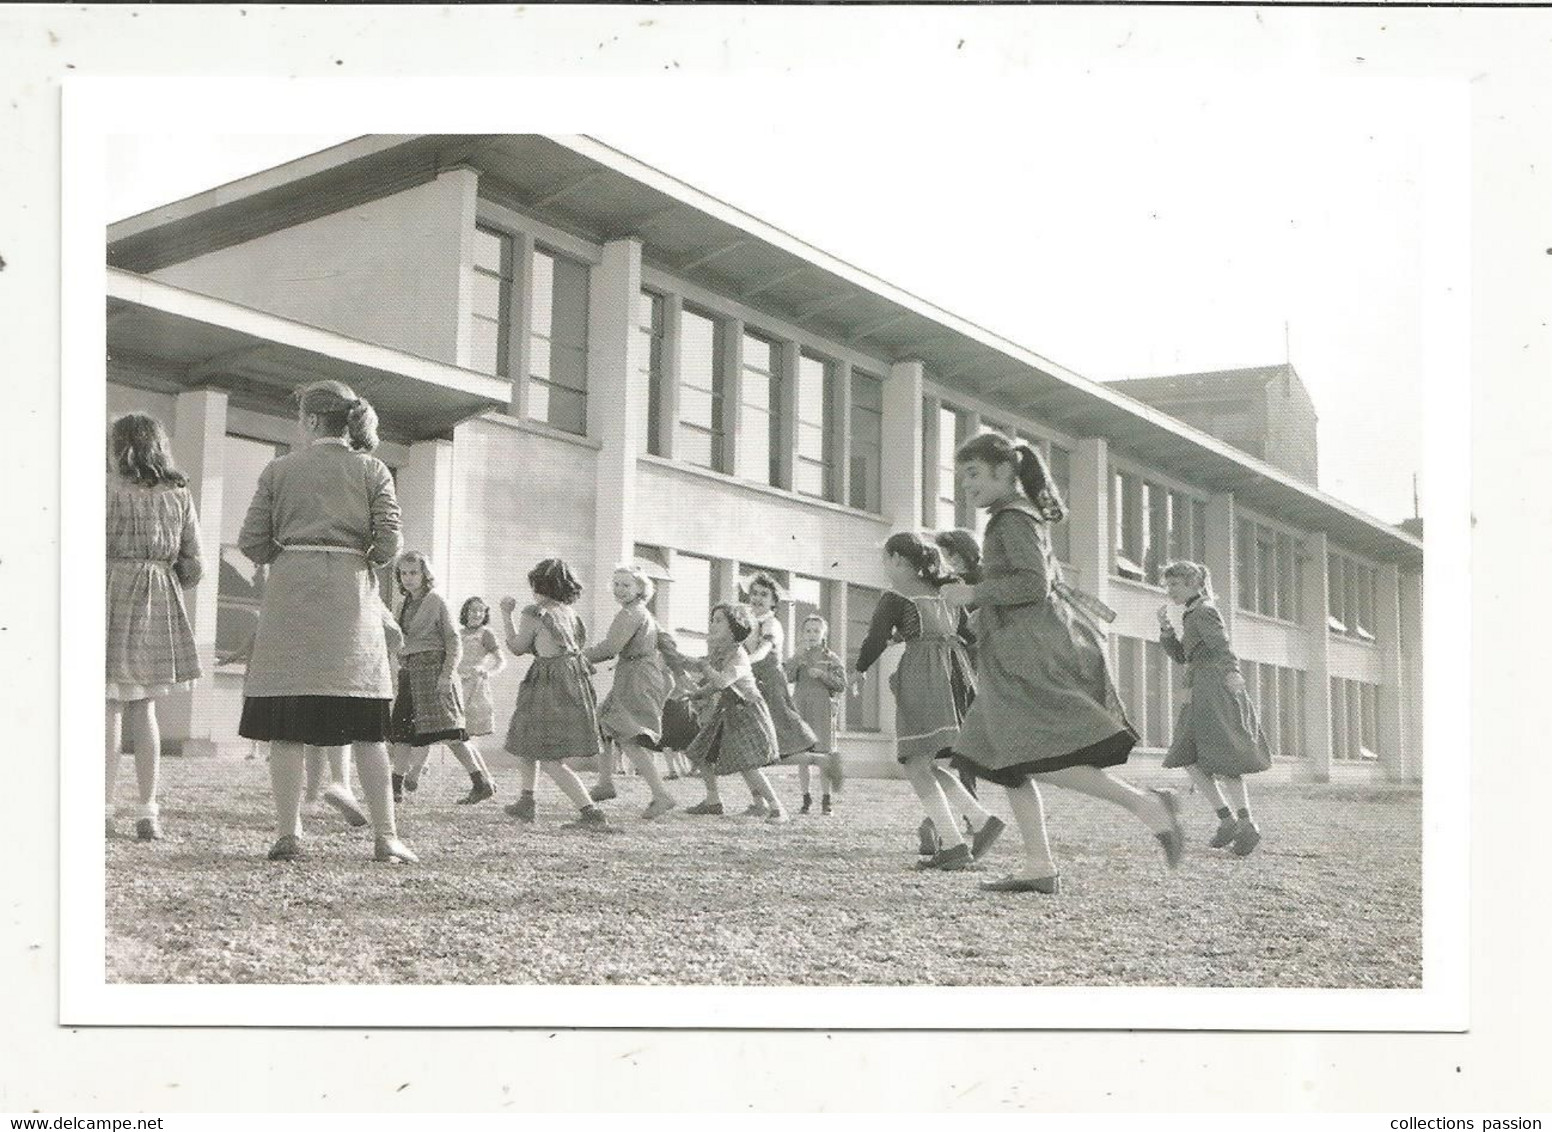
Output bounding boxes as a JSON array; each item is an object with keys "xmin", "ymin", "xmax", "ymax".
[{"xmin": 105, "ymin": 135, "xmax": 1424, "ymax": 782}]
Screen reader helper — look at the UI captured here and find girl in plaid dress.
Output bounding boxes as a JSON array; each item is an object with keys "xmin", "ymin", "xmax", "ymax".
[
  {"xmin": 387, "ymin": 551, "xmax": 497, "ymax": 806},
  {"xmin": 105, "ymin": 414, "xmax": 205, "ymax": 841},
  {"xmin": 499, "ymin": 559, "xmax": 609, "ymax": 829},
  {"xmin": 682, "ymin": 604, "xmax": 787, "ymax": 823}
]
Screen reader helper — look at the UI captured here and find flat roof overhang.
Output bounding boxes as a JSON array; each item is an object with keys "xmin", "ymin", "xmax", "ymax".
[
  {"xmin": 106, "ymin": 269, "xmax": 511, "ymax": 444},
  {"xmin": 108, "ymin": 135, "xmax": 1422, "ymax": 569}
]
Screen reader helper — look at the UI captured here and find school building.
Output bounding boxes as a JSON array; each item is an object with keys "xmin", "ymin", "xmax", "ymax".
[{"xmin": 105, "ymin": 134, "xmax": 1424, "ymax": 782}]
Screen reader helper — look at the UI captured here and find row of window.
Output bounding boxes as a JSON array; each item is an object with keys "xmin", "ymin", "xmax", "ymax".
[
  {"xmin": 1236, "ymin": 518, "xmax": 1306, "ymax": 624},
  {"xmin": 1329, "ymin": 553, "xmax": 1380, "ymax": 641},
  {"xmin": 636, "ymin": 295, "xmax": 888, "ymax": 513},
  {"xmin": 1243, "ymin": 661, "xmax": 1309, "ymax": 763},
  {"xmin": 1113, "ymin": 471, "xmax": 1209, "ymax": 586},
  {"xmin": 1331, "ymin": 677, "xmax": 1381, "ymax": 762}
]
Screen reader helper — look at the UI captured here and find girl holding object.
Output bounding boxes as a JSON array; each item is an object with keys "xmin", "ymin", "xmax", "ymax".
[{"xmin": 1157, "ymin": 561, "xmax": 1272, "ymax": 856}]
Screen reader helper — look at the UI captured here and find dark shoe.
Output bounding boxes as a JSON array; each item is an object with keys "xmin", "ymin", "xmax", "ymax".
[
  {"xmin": 322, "ymin": 786, "xmax": 369, "ymax": 828},
  {"xmin": 642, "ymin": 796, "xmax": 676, "ymax": 820},
  {"xmin": 742, "ymin": 801, "xmax": 769, "ymax": 817},
  {"xmin": 1232, "ymin": 822, "xmax": 1262, "ymax": 857},
  {"xmin": 1151, "ymin": 787, "xmax": 1184, "ymax": 869},
  {"xmin": 504, "ymin": 794, "xmax": 536, "ymax": 822},
  {"xmin": 374, "ymin": 835, "xmax": 419, "ymax": 864},
  {"xmin": 821, "ymin": 795, "xmax": 833, "ymax": 815},
  {"xmin": 979, "ymin": 873, "xmax": 1061, "ymax": 894},
  {"xmin": 916, "ymin": 842, "xmax": 973, "ymax": 872},
  {"xmin": 460, "ymin": 776, "xmax": 496, "ymax": 806},
  {"xmin": 970, "ymin": 815, "xmax": 1007, "ymax": 860},
  {"xmin": 135, "ymin": 816, "xmax": 163, "ymax": 842},
  {"xmin": 404, "ymin": 774, "xmax": 420, "ymax": 794},
  {"xmin": 685, "ymin": 800, "xmax": 725, "ymax": 816},
  {"xmin": 917, "ymin": 818, "xmax": 940, "ymax": 857},
  {"xmin": 1209, "ymin": 816, "xmax": 1240, "ymax": 848},
  {"xmin": 562, "ymin": 807, "xmax": 608, "ymax": 829},
  {"xmin": 267, "ymin": 833, "xmax": 304, "ymax": 861},
  {"xmin": 800, "ymin": 793, "xmax": 813, "ymax": 815},
  {"xmin": 589, "ymin": 783, "xmax": 618, "ymax": 803}
]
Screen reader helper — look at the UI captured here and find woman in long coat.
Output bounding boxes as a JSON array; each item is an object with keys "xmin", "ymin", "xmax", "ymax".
[{"xmin": 236, "ymin": 379, "xmax": 417, "ymax": 864}]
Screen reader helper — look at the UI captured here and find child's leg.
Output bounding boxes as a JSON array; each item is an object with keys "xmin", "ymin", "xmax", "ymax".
[
  {"xmin": 619, "ymin": 739, "xmax": 674, "ymax": 804},
  {"xmin": 352, "ymin": 741, "xmax": 399, "ymax": 839},
  {"xmin": 740, "ymin": 768, "xmax": 785, "ymax": 815},
  {"xmin": 123, "ymin": 698, "xmax": 162, "ymax": 811},
  {"xmin": 540, "ymin": 760, "xmax": 596, "ymax": 811},
  {"xmin": 407, "ymin": 744, "xmax": 432, "ymax": 784},
  {"xmin": 304, "ymin": 747, "xmax": 326, "ymax": 802},
  {"xmin": 933, "ymin": 764, "xmax": 994, "ymax": 830},
  {"xmin": 594, "ymin": 740, "xmax": 617, "ymax": 789},
  {"xmin": 904, "ymin": 754, "xmax": 967, "ymax": 848},
  {"xmin": 1036, "ymin": 765, "xmax": 1176, "ymax": 834},
  {"xmin": 1221, "ymin": 775, "xmax": 1254, "ymax": 823},
  {"xmin": 797, "ymin": 762, "xmax": 812, "ymax": 795},
  {"xmin": 389, "ymin": 743, "xmax": 413, "ymax": 777},
  {"xmin": 269, "ymin": 740, "xmax": 307, "ymax": 839},
  {"xmin": 1004, "ymin": 779, "xmax": 1059, "ymax": 879},
  {"xmin": 701, "ymin": 767, "xmax": 722, "ymax": 806},
  {"xmin": 1186, "ymin": 764, "xmax": 1232, "ymax": 816},
  {"xmin": 446, "ymin": 740, "xmax": 480, "ymax": 775},
  {"xmin": 519, "ymin": 755, "xmax": 540, "ymax": 793},
  {"xmin": 104, "ymin": 701, "xmax": 124, "ymax": 816},
  {"xmin": 328, "ymin": 746, "xmax": 352, "ymax": 791}
]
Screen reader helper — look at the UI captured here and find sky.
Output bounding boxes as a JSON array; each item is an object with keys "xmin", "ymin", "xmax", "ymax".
[{"xmin": 107, "ymin": 83, "xmax": 1439, "ymax": 522}]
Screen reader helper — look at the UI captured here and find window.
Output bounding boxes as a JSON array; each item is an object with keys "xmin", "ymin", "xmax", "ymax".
[
  {"xmin": 216, "ymin": 435, "xmax": 289, "ymax": 663},
  {"xmin": 1114, "ymin": 468, "xmax": 1203, "ymax": 585},
  {"xmin": 1238, "ymin": 517, "xmax": 1302, "ymax": 623},
  {"xmin": 1360, "ymin": 681, "xmax": 1379, "ymax": 760},
  {"xmin": 848, "ymin": 370, "xmax": 883, "ymax": 513},
  {"xmin": 678, "ymin": 307, "xmax": 725, "ymax": 472},
  {"xmin": 1328, "ymin": 551, "xmax": 1380, "ymax": 642},
  {"xmin": 528, "ymin": 248, "xmax": 589, "ymax": 435},
  {"xmin": 789, "ymin": 574, "xmax": 834, "ymax": 653},
  {"xmin": 737, "ymin": 332, "xmax": 781, "ymax": 486},
  {"xmin": 1047, "ymin": 443, "xmax": 1072, "ymax": 563},
  {"xmin": 924, "ymin": 401, "xmax": 967, "ymax": 529},
  {"xmin": 670, "ymin": 552, "xmax": 714, "ymax": 658},
  {"xmin": 795, "ymin": 351, "xmax": 836, "ymax": 500},
  {"xmin": 1330, "ymin": 677, "xmax": 1347, "ymax": 760},
  {"xmin": 845, "ymin": 584, "xmax": 883, "ymax": 732},
  {"xmin": 638, "ymin": 290, "xmax": 665, "ymax": 456},
  {"xmin": 632, "ymin": 544, "xmax": 672, "ymax": 619},
  {"xmin": 1116, "ymin": 636, "xmax": 1141, "ymax": 729},
  {"xmin": 1279, "ymin": 667, "xmax": 1300, "ymax": 759},
  {"xmin": 1144, "ymin": 640, "xmax": 1167, "ymax": 748},
  {"xmin": 1259, "ymin": 664, "xmax": 1279, "ymax": 758},
  {"xmin": 469, "ymin": 225, "xmax": 514, "ymax": 377}
]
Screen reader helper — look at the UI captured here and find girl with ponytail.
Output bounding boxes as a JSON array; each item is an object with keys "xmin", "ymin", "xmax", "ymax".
[
  {"xmin": 1158, "ymin": 560, "xmax": 1272, "ymax": 855},
  {"xmin": 939, "ymin": 431, "xmax": 1184, "ymax": 894}
]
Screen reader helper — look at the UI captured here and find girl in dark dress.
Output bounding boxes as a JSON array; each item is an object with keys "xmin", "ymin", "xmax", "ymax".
[{"xmin": 942, "ymin": 432, "xmax": 1184, "ymax": 893}]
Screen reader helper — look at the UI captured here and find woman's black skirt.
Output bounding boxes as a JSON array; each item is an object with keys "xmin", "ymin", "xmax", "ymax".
[{"xmin": 239, "ymin": 695, "xmax": 392, "ymax": 746}]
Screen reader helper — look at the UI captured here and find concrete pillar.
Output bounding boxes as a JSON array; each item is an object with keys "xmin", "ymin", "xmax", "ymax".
[
  {"xmin": 398, "ymin": 439, "xmax": 456, "ymax": 598},
  {"xmin": 1205, "ymin": 492, "xmax": 1237, "ymax": 637},
  {"xmin": 586, "ymin": 238, "xmax": 646, "ymax": 637},
  {"xmin": 1397, "ymin": 565, "xmax": 1424, "ymax": 781},
  {"xmin": 1302, "ymin": 532, "xmax": 1334, "ymax": 781},
  {"xmin": 1375, "ymin": 564, "xmax": 1406, "ymax": 780},
  {"xmin": 165, "ymin": 387, "xmax": 229, "ymax": 757},
  {"xmin": 881, "ymin": 360, "xmax": 925, "ymax": 531},
  {"xmin": 444, "ymin": 168, "xmax": 482, "ymax": 372},
  {"xmin": 1068, "ymin": 437, "xmax": 1110, "ymax": 601}
]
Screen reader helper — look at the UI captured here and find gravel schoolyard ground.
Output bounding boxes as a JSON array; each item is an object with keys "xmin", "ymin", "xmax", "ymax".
[{"xmin": 105, "ymin": 754, "xmax": 1421, "ymax": 987}]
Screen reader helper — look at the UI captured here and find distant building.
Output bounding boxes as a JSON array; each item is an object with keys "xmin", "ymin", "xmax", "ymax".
[
  {"xmin": 105, "ymin": 136, "xmax": 1422, "ymax": 782},
  {"xmin": 1108, "ymin": 364, "xmax": 1320, "ymax": 488}
]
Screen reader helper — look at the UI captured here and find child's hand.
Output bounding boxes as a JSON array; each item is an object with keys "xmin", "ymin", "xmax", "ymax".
[
  {"xmin": 1156, "ymin": 605, "xmax": 1173, "ymax": 630},
  {"xmin": 499, "ymin": 596, "xmax": 518, "ymax": 616}
]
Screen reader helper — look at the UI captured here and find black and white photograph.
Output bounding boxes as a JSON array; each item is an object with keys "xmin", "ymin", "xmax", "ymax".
[{"xmin": 81, "ymin": 97, "xmax": 1451, "ymax": 1012}]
